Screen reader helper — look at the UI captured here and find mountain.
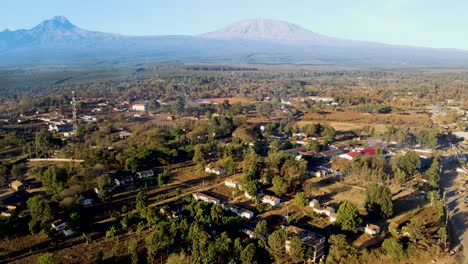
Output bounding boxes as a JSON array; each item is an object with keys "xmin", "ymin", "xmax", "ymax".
[
  {"xmin": 0, "ymin": 16, "xmax": 120, "ymax": 50},
  {"xmin": 200, "ymin": 19, "xmax": 335, "ymax": 43},
  {"xmin": 1, "ymin": 16, "xmax": 468, "ymax": 66}
]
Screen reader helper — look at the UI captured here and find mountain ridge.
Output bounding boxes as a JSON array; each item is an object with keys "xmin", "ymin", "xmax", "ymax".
[{"xmin": 1, "ymin": 16, "xmax": 467, "ymax": 66}]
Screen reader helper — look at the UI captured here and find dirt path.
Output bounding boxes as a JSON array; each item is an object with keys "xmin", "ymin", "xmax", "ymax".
[{"xmin": 440, "ymin": 156, "xmax": 467, "ymax": 264}]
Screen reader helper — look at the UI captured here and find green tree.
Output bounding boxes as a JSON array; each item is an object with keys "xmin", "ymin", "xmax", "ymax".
[
  {"xmin": 146, "ymin": 223, "xmax": 168, "ymax": 263},
  {"xmin": 321, "ymin": 126, "xmax": 336, "ymax": 145},
  {"xmin": 403, "ymin": 217, "xmax": 425, "ymax": 243},
  {"xmin": 254, "ymin": 220, "xmax": 269, "ymax": 239},
  {"xmin": 95, "ymin": 174, "xmax": 112, "ymax": 201},
  {"xmin": 0, "ymin": 164, "xmax": 9, "ymax": 188},
  {"xmin": 240, "ymin": 243, "xmax": 257, "ymax": 264},
  {"xmin": 157, "ymin": 169, "xmax": 171, "ymax": 186},
  {"xmin": 192, "ymin": 144, "xmax": 205, "ymax": 166},
  {"xmin": 136, "ymin": 191, "xmax": 148, "ymax": 218},
  {"xmin": 438, "ymin": 226, "xmax": 448, "ymax": 249},
  {"xmin": 306, "ymin": 140, "xmax": 320, "ymax": 152},
  {"xmin": 166, "ymin": 252, "xmax": 190, "ymax": 264},
  {"xmin": 335, "ymin": 202, "xmax": 362, "ymax": 232},
  {"xmin": 41, "ymin": 166, "xmax": 68, "ymax": 197},
  {"xmin": 289, "ymin": 236, "xmax": 304, "ymax": 263},
  {"xmin": 11, "ymin": 163, "xmax": 26, "ymax": 181},
  {"xmin": 392, "ymin": 151, "xmax": 421, "ymax": 182},
  {"xmin": 426, "ymin": 158, "xmax": 440, "ymax": 188},
  {"xmin": 382, "ymin": 237, "xmax": 405, "ymax": 261},
  {"xmin": 223, "ymin": 156, "xmax": 236, "ymax": 175},
  {"xmin": 27, "ymin": 196, "xmax": 53, "ymax": 233},
  {"xmin": 37, "ymin": 252, "xmax": 55, "ymax": 264},
  {"xmin": 268, "ymin": 229, "xmax": 288, "ymax": 263},
  {"xmin": 272, "ymin": 175, "xmax": 288, "ymax": 196},
  {"xmin": 294, "ymin": 192, "xmax": 308, "ymax": 206},
  {"xmin": 364, "ymin": 183, "xmax": 393, "ymax": 218},
  {"xmin": 327, "ymin": 234, "xmax": 358, "ymax": 263}
]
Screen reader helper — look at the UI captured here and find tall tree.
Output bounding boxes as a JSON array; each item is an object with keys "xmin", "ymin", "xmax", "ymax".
[
  {"xmin": 240, "ymin": 243, "xmax": 257, "ymax": 264},
  {"xmin": 382, "ymin": 237, "xmax": 405, "ymax": 261},
  {"xmin": 364, "ymin": 183, "xmax": 393, "ymax": 218},
  {"xmin": 27, "ymin": 196, "xmax": 53, "ymax": 233},
  {"xmin": 272, "ymin": 175, "xmax": 288, "ymax": 196},
  {"xmin": 326, "ymin": 234, "xmax": 358, "ymax": 263},
  {"xmin": 289, "ymin": 236, "xmax": 304, "ymax": 263},
  {"xmin": 268, "ymin": 229, "xmax": 288, "ymax": 263},
  {"xmin": 335, "ymin": 202, "xmax": 362, "ymax": 232}
]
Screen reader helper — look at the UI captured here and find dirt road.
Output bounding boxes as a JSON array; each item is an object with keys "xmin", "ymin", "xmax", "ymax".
[{"xmin": 441, "ymin": 156, "xmax": 467, "ymax": 264}]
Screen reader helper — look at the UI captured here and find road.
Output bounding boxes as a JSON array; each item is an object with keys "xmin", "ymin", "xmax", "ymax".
[{"xmin": 440, "ymin": 156, "xmax": 467, "ymax": 264}]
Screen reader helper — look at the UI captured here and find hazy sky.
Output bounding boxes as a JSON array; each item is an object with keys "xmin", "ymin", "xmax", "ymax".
[{"xmin": 1, "ymin": 0, "xmax": 467, "ymax": 50}]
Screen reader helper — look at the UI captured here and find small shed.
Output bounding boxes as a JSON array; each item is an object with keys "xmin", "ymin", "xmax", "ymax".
[{"xmin": 10, "ymin": 180, "xmax": 25, "ymax": 192}]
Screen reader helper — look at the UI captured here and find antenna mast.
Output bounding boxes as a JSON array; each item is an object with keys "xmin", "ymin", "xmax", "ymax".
[{"xmin": 72, "ymin": 91, "xmax": 77, "ymax": 130}]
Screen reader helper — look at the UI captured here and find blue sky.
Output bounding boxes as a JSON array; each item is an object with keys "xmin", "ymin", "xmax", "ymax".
[{"xmin": 1, "ymin": 0, "xmax": 467, "ymax": 50}]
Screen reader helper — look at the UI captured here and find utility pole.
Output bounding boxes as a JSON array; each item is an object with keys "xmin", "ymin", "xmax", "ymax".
[{"xmin": 443, "ymin": 187, "xmax": 449, "ymax": 228}]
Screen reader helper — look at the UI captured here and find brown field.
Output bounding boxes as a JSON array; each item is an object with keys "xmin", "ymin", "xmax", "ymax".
[
  {"xmin": 204, "ymin": 97, "xmax": 256, "ymax": 104},
  {"xmin": 300, "ymin": 110, "xmax": 432, "ymax": 127}
]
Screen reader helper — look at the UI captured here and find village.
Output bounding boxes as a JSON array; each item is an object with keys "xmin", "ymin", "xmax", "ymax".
[{"xmin": 0, "ymin": 86, "xmax": 466, "ymax": 264}]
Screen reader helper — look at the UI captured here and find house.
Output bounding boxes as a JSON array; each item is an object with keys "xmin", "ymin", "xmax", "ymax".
[
  {"xmin": 132, "ymin": 103, "xmax": 148, "ymax": 112},
  {"xmin": 205, "ymin": 166, "xmax": 226, "ymax": 175},
  {"xmin": 48, "ymin": 123, "xmax": 74, "ymax": 132},
  {"xmin": 307, "ymin": 96, "xmax": 335, "ymax": 103},
  {"xmin": 52, "ymin": 220, "xmax": 68, "ymax": 231},
  {"xmin": 61, "ymin": 225, "xmax": 75, "ymax": 236},
  {"xmin": 313, "ymin": 206, "xmax": 335, "ymax": 217},
  {"xmin": 309, "ymin": 199, "xmax": 320, "ymax": 208},
  {"xmin": 192, "ymin": 192, "xmax": 220, "ymax": 204},
  {"xmin": 271, "ymin": 134, "xmax": 288, "ymax": 141},
  {"xmin": 284, "ymin": 225, "xmax": 325, "ymax": 262},
  {"xmin": 82, "ymin": 198, "xmax": 93, "ymax": 206},
  {"xmin": 339, "ymin": 151, "xmax": 362, "ymax": 161},
  {"xmin": 224, "ymin": 180, "xmax": 240, "ymax": 189},
  {"xmin": 136, "ymin": 170, "xmax": 154, "ymax": 179},
  {"xmin": 329, "ymin": 213, "xmax": 337, "ymax": 223},
  {"xmin": 306, "ymin": 166, "xmax": 328, "ymax": 177},
  {"xmin": 223, "ymin": 204, "xmax": 254, "ymax": 219},
  {"xmin": 241, "ymin": 227, "xmax": 255, "ymax": 238},
  {"xmin": 365, "ymin": 224, "xmax": 381, "ymax": 235},
  {"xmin": 114, "ymin": 176, "xmax": 134, "ymax": 186},
  {"xmin": 284, "ymin": 146, "xmax": 307, "ymax": 156},
  {"xmin": 319, "ymin": 149, "xmax": 344, "ymax": 159},
  {"xmin": 245, "ymin": 192, "xmax": 254, "ymax": 199},
  {"xmin": 0, "ymin": 190, "xmax": 29, "ymax": 210},
  {"xmin": 10, "ymin": 180, "xmax": 25, "ymax": 192},
  {"xmin": 262, "ymin": 195, "xmax": 281, "ymax": 206},
  {"xmin": 81, "ymin": 115, "xmax": 97, "ymax": 122},
  {"xmin": 114, "ymin": 131, "xmax": 133, "ymax": 139}
]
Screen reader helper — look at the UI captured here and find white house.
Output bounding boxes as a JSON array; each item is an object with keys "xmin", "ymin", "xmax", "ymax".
[
  {"xmin": 114, "ymin": 176, "xmax": 134, "ymax": 186},
  {"xmin": 132, "ymin": 103, "xmax": 148, "ymax": 112},
  {"xmin": 192, "ymin": 192, "xmax": 220, "ymax": 204},
  {"xmin": 136, "ymin": 170, "xmax": 154, "ymax": 179},
  {"xmin": 365, "ymin": 224, "xmax": 381, "ymax": 235},
  {"xmin": 223, "ymin": 204, "xmax": 254, "ymax": 219},
  {"xmin": 329, "ymin": 213, "xmax": 337, "ymax": 223},
  {"xmin": 245, "ymin": 192, "xmax": 254, "ymax": 199},
  {"xmin": 241, "ymin": 228, "xmax": 255, "ymax": 238},
  {"xmin": 224, "ymin": 179, "xmax": 240, "ymax": 189},
  {"xmin": 262, "ymin": 195, "xmax": 281, "ymax": 206},
  {"xmin": 309, "ymin": 199, "xmax": 320, "ymax": 208},
  {"xmin": 61, "ymin": 225, "xmax": 75, "ymax": 236},
  {"xmin": 313, "ymin": 206, "xmax": 335, "ymax": 217},
  {"xmin": 205, "ymin": 166, "xmax": 226, "ymax": 175},
  {"xmin": 82, "ymin": 198, "xmax": 93, "ymax": 206},
  {"xmin": 51, "ymin": 220, "xmax": 68, "ymax": 231}
]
